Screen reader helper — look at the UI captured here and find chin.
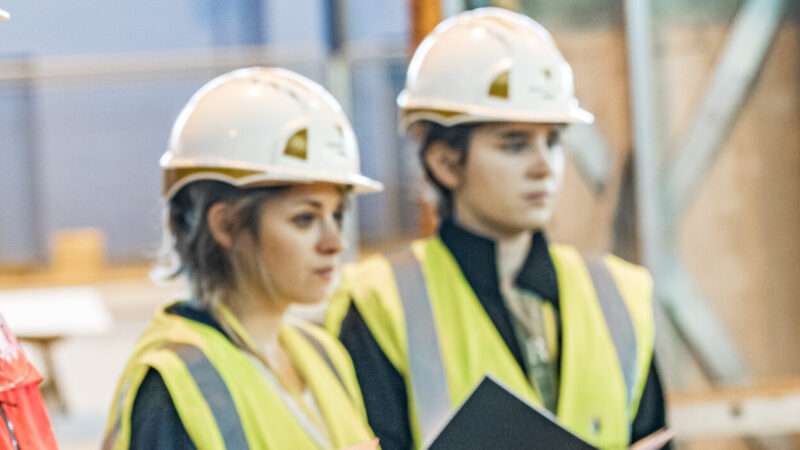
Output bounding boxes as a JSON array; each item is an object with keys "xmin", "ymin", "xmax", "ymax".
[
  {"xmin": 501, "ymin": 212, "xmax": 552, "ymax": 232},
  {"xmin": 293, "ymin": 283, "xmax": 337, "ymax": 306},
  {"xmin": 292, "ymin": 291, "xmax": 328, "ymax": 305}
]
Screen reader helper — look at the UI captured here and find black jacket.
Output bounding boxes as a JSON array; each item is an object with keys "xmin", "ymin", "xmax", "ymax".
[{"xmin": 338, "ymin": 219, "xmax": 670, "ymax": 450}]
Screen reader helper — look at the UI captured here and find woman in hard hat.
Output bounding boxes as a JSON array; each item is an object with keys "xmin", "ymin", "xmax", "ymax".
[
  {"xmin": 102, "ymin": 67, "xmax": 382, "ymax": 450},
  {"xmin": 327, "ymin": 8, "xmax": 669, "ymax": 450}
]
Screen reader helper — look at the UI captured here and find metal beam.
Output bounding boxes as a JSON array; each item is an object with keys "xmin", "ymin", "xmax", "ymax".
[
  {"xmin": 625, "ymin": 2, "xmax": 797, "ymax": 446},
  {"xmin": 562, "ymin": 124, "xmax": 614, "ymax": 194},
  {"xmin": 658, "ymin": 256, "xmax": 748, "ymax": 381},
  {"xmin": 623, "ymin": 0, "xmax": 666, "ymax": 277},
  {"xmin": 624, "ymin": 0, "xmax": 748, "ymax": 383},
  {"xmin": 0, "ymin": 42, "xmax": 405, "ymax": 83},
  {"xmin": 666, "ymin": 0, "xmax": 789, "ymax": 217}
]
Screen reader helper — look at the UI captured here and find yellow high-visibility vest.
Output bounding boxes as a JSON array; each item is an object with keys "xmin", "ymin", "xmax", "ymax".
[
  {"xmin": 327, "ymin": 238, "xmax": 654, "ymax": 450},
  {"xmin": 103, "ymin": 304, "xmax": 374, "ymax": 450}
]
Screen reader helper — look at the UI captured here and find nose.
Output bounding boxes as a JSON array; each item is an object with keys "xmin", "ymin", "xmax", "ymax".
[
  {"xmin": 525, "ymin": 134, "xmax": 552, "ymax": 180},
  {"xmin": 317, "ymin": 217, "xmax": 344, "ymax": 256}
]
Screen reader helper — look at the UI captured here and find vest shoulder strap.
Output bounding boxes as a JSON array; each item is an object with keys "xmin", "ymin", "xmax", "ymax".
[
  {"xmin": 583, "ymin": 255, "xmax": 639, "ymax": 410},
  {"xmin": 163, "ymin": 343, "xmax": 251, "ymax": 449},
  {"xmin": 104, "ymin": 340, "xmax": 252, "ymax": 450},
  {"xmin": 388, "ymin": 247, "xmax": 452, "ymax": 446},
  {"xmin": 292, "ymin": 324, "xmax": 350, "ymax": 396},
  {"xmin": 102, "ymin": 365, "xmax": 149, "ymax": 450},
  {"xmin": 153, "ymin": 342, "xmax": 256, "ymax": 449}
]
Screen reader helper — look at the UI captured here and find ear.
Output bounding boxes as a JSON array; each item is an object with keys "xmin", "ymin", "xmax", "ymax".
[
  {"xmin": 424, "ymin": 141, "xmax": 464, "ymax": 190},
  {"xmin": 207, "ymin": 202, "xmax": 234, "ymax": 250}
]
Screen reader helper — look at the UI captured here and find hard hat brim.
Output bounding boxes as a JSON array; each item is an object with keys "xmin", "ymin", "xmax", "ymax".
[
  {"xmin": 398, "ymin": 95, "xmax": 594, "ymax": 132},
  {"xmin": 162, "ymin": 160, "xmax": 383, "ymax": 200}
]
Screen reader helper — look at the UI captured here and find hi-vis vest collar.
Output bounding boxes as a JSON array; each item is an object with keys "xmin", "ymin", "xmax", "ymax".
[
  {"xmin": 329, "ymin": 238, "xmax": 655, "ymax": 449},
  {"xmin": 103, "ymin": 302, "xmax": 373, "ymax": 450},
  {"xmin": 434, "ymin": 219, "xmax": 560, "ymax": 314}
]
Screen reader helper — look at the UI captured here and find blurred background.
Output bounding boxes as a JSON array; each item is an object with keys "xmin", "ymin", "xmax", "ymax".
[{"xmin": 0, "ymin": 0, "xmax": 798, "ymax": 448}]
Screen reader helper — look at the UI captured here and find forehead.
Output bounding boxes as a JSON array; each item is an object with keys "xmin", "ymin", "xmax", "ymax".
[{"xmin": 268, "ymin": 183, "xmax": 345, "ymax": 206}]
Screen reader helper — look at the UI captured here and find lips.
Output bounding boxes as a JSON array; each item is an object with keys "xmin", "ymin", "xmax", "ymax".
[
  {"xmin": 314, "ymin": 267, "xmax": 335, "ymax": 281},
  {"xmin": 524, "ymin": 191, "xmax": 551, "ymax": 203}
]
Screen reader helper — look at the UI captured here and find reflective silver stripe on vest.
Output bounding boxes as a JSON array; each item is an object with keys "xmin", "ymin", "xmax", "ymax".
[
  {"xmin": 166, "ymin": 343, "xmax": 251, "ymax": 450},
  {"xmin": 101, "ymin": 378, "xmax": 131, "ymax": 450},
  {"xmin": 0, "ymin": 403, "xmax": 21, "ymax": 450},
  {"xmin": 584, "ymin": 257, "xmax": 638, "ymax": 408},
  {"xmin": 389, "ymin": 249, "xmax": 452, "ymax": 446},
  {"xmin": 293, "ymin": 326, "xmax": 348, "ymax": 396}
]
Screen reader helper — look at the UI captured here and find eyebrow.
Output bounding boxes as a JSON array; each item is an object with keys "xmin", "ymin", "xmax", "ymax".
[
  {"xmin": 300, "ymin": 199, "xmax": 324, "ymax": 209},
  {"xmin": 497, "ymin": 130, "xmax": 532, "ymax": 140},
  {"xmin": 298, "ymin": 198, "xmax": 345, "ymax": 210}
]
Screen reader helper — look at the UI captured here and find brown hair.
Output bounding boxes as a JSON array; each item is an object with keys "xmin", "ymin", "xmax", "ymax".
[
  {"xmin": 417, "ymin": 121, "xmax": 482, "ymax": 218},
  {"xmin": 154, "ymin": 180, "xmax": 287, "ymax": 308}
]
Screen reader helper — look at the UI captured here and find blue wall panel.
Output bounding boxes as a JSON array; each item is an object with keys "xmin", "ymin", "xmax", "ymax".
[
  {"xmin": 0, "ymin": 0, "xmax": 411, "ymax": 263},
  {"xmin": 32, "ymin": 75, "xmax": 215, "ymax": 261},
  {"xmin": 0, "ymin": 76, "xmax": 40, "ymax": 264}
]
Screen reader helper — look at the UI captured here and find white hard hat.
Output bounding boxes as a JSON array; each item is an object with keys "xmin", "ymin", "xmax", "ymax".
[
  {"xmin": 0, "ymin": 8, "xmax": 9, "ymax": 20},
  {"xmin": 161, "ymin": 67, "xmax": 383, "ymax": 199},
  {"xmin": 398, "ymin": 7, "xmax": 593, "ymax": 130}
]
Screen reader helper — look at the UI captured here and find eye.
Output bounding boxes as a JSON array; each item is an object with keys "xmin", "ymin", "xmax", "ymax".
[
  {"xmin": 500, "ymin": 140, "xmax": 529, "ymax": 154},
  {"xmin": 547, "ymin": 129, "xmax": 562, "ymax": 148},
  {"xmin": 291, "ymin": 212, "xmax": 315, "ymax": 228},
  {"xmin": 333, "ymin": 209, "xmax": 345, "ymax": 227}
]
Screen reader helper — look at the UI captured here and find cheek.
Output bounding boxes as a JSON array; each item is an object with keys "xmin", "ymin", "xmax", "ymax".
[
  {"xmin": 257, "ymin": 226, "xmax": 310, "ymax": 283},
  {"xmin": 548, "ymin": 148, "xmax": 566, "ymax": 187},
  {"xmin": 464, "ymin": 149, "xmax": 510, "ymax": 187},
  {"xmin": 463, "ymin": 153, "xmax": 525, "ymax": 202},
  {"xmin": 257, "ymin": 223, "xmax": 332, "ymax": 303}
]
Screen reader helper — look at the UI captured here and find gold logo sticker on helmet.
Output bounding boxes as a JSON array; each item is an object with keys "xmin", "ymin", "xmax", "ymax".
[
  {"xmin": 284, "ymin": 129, "xmax": 308, "ymax": 160},
  {"xmin": 488, "ymin": 70, "xmax": 510, "ymax": 99}
]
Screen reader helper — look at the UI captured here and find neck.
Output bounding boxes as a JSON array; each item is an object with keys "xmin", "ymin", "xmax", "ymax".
[
  {"xmin": 214, "ymin": 289, "xmax": 306, "ymax": 393},
  {"xmin": 496, "ymin": 232, "xmax": 532, "ymax": 288},
  {"xmin": 222, "ymin": 289, "xmax": 288, "ymax": 351},
  {"xmin": 450, "ymin": 213, "xmax": 532, "ymax": 286}
]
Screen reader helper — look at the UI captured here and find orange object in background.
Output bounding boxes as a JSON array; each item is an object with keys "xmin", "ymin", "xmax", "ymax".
[
  {"xmin": 409, "ymin": 0, "xmax": 442, "ymax": 50},
  {"xmin": 0, "ymin": 317, "xmax": 58, "ymax": 450},
  {"xmin": 409, "ymin": 0, "xmax": 443, "ymax": 237}
]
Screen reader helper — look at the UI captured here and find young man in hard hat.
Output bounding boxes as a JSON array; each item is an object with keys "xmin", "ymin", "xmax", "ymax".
[{"xmin": 327, "ymin": 8, "xmax": 669, "ymax": 450}]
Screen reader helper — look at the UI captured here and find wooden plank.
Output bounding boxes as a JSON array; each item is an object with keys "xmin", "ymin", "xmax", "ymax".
[
  {"xmin": 0, "ymin": 287, "xmax": 112, "ymax": 338},
  {"xmin": 669, "ymin": 379, "xmax": 800, "ymax": 438}
]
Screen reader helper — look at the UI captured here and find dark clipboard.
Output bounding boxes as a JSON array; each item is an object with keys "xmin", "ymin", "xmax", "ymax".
[{"xmin": 424, "ymin": 376, "xmax": 597, "ymax": 450}]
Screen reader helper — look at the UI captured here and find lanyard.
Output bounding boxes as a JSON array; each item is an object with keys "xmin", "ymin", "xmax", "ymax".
[{"xmin": 501, "ymin": 283, "xmax": 560, "ymax": 413}]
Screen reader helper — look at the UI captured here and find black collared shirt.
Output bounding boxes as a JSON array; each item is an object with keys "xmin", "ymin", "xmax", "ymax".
[{"xmin": 338, "ymin": 219, "xmax": 670, "ymax": 450}]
